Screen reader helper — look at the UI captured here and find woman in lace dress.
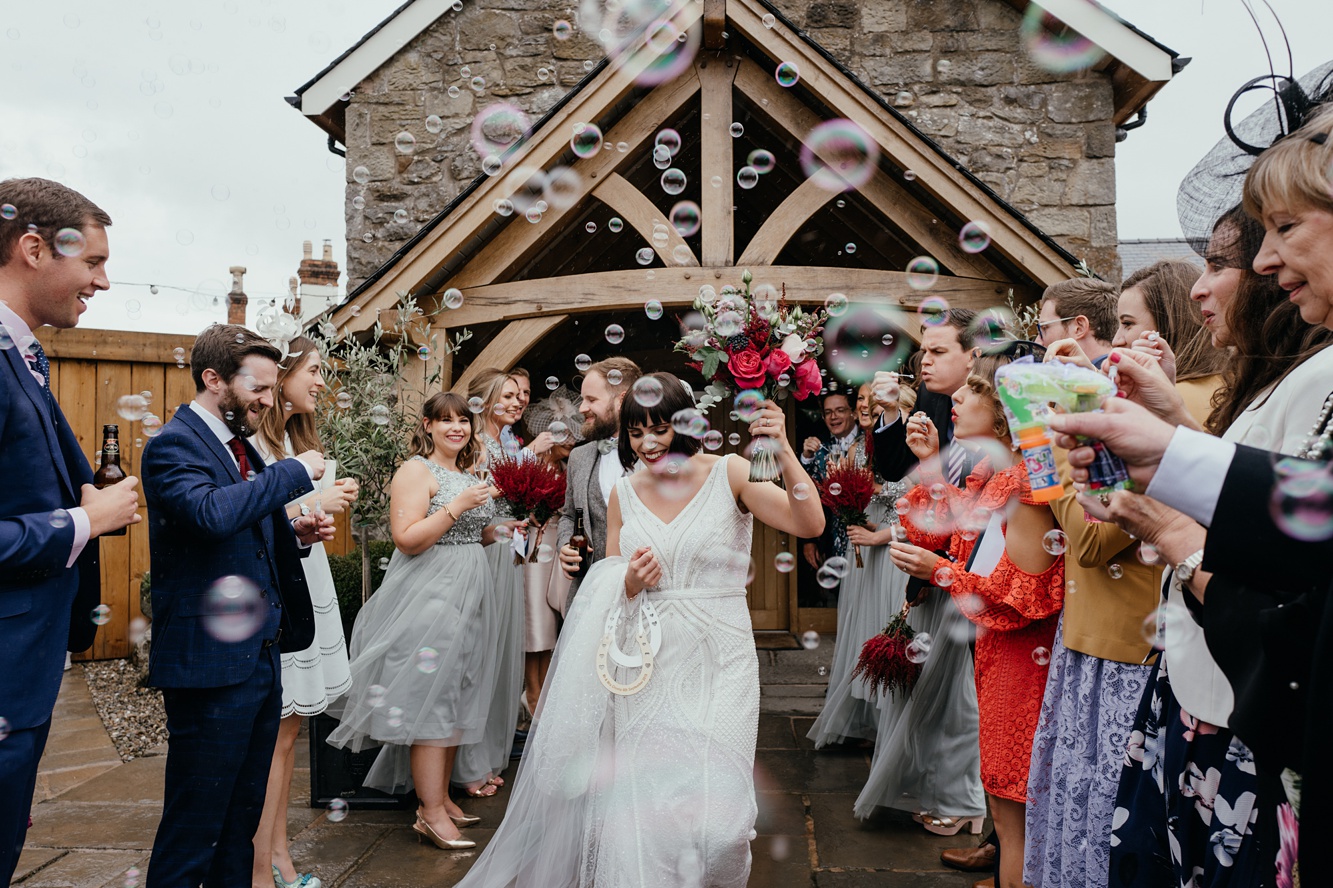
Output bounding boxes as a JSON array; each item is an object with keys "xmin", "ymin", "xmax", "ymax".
[
  {"xmin": 889, "ymin": 351, "xmax": 1065, "ymax": 888},
  {"xmin": 455, "ymin": 372, "xmax": 824, "ymax": 888},
  {"xmin": 249, "ymin": 338, "xmax": 359, "ymax": 888},
  {"xmin": 327, "ymin": 393, "xmax": 510, "ymax": 848},
  {"xmin": 808, "ymin": 382, "xmax": 911, "ymax": 746}
]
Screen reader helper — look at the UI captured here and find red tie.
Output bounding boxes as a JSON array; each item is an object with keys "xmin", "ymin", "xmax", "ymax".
[{"xmin": 228, "ymin": 437, "xmax": 252, "ymax": 480}]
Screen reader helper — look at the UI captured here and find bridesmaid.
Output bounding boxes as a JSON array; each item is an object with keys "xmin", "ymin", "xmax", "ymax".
[
  {"xmin": 326, "ymin": 393, "xmax": 510, "ymax": 848},
  {"xmin": 807, "ymin": 382, "xmax": 910, "ymax": 746},
  {"xmin": 249, "ymin": 337, "xmax": 358, "ymax": 888},
  {"xmin": 452, "ymin": 368, "xmax": 527, "ymax": 797},
  {"xmin": 890, "ymin": 349, "xmax": 1065, "ymax": 888}
]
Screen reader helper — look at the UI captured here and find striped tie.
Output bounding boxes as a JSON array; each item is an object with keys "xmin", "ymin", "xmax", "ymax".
[{"xmin": 946, "ymin": 442, "xmax": 967, "ymax": 487}]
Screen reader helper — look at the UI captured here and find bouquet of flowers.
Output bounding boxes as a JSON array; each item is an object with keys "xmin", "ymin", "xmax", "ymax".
[
  {"xmin": 673, "ymin": 269, "xmax": 828, "ymax": 481},
  {"xmin": 488, "ymin": 456, "xmax": 567, "ymax": 563},
  {"xmin": 852, "ymin": 603, "xmax": 924, "ymax": 698},
  {"xmin": 818, "ymin": 461, "xmax": 876, "ymax": 567}
]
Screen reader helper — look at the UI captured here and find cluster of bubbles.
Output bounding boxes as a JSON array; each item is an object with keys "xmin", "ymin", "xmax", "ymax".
[{"xmin": 816, "ymin": 555, "xmax": 850, "ymax": 589}]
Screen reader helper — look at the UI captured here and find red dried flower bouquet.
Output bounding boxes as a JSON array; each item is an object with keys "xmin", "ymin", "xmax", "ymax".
[
  {"xmin": 852, "ymin": 605, "xmax": 923, "ymax": 699},
  {"xmin": 488, "ymin": 456, "xmax": 567, "ymax": 562},
  {"xmin": 818, "ymin": 462, "xmax": 876, "ymax": 567}
]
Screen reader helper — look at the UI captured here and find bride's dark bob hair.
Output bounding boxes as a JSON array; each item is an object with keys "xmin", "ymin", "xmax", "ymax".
[{"xmin": 618, "ymin": 371, "xmax": 703, "ymax": 470}]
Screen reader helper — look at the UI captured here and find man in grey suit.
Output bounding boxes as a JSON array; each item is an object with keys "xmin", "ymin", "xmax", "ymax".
[{"xmin": 557, "ymin": 357, "xmax": 641, "ymax": 604}]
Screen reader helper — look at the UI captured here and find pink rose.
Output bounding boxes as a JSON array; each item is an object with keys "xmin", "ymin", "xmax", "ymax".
[
  {"xmin": 764, "ymin": 348, "xmax": 792, "ymax": 380},
  {"xmin": 792, "ymin": 357, "xmax": 822, "ymax": 400},
  {"xmin": 729, "ymin": 349, "xmax": 767, "ymax": 390}
]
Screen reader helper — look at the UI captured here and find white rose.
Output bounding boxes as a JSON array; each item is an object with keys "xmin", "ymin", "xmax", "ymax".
[{"xmin": 780, "ymin": 333, "xmax": 806, "ymax": 364}]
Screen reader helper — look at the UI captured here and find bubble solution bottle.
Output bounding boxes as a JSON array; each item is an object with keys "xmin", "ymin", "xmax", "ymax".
[{"xmin": 1016, "ymin": 426, "xmax": 1063, "ymax": 503}]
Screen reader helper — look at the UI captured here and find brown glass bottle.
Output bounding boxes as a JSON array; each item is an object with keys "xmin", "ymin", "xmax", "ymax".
[
  {"xmin": 93, "ymin": 424, "xmax": 127, "ymax": 535},
  {"xmin": 570, "ymin": 507, "xmax": 590, "ymax": 578}
]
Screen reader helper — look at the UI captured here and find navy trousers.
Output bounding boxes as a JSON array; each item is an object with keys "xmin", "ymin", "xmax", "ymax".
[
  {"xmin": 0, "ymin": 718, "xmax": 53, "ymax": 884},
  {"xmin": 147, "ymin": 646, "xmax": 281, "ymax": 888}
]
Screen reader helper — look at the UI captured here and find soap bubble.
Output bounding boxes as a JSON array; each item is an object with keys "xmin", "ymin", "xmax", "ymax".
[
  {"xmin": 142, "ymin": 414, "xmax": 164, "ymax": 437},
  {"xmin": 0, "ymin": 204, "xmax": 16, "ymax": 220},
  {"xmin": 632, "ymin": 376, "xmax": 665, "ymax": 407},
  {"xmin": 553, "ymin": 19, "xmax": 572, "ymax": 39},
  {"xmin": 736, "ymin": 166, "xmax": 760, "ymax": 190},
  {"xmin": 335, "ymin": 392, "xmax": 353, "ymax": 410},
  {"xmin": 1270, "ymin": 459, "xmax": 1333, "ymax": 541},
  {"xmin": 90, "ymin": 604, "xmax": 112, "ymax": 625},
  {"xmin": 906, "ymin": 633, "xmax": 932, "ymax": 663},
  {"xmin": 443, "ymin": 287, "xmax": 464, "ymax": 309},
  {"xmin": 844, "ymin": 242, "xmax": 857, "ymax": 254},
  {"xmin": 959, "ymin": 220, "xmax": 992, "ymax": 254},
  {"xmin": 574, "ymin": 353, "xmax": 593, "ymax": 372},
  {"xmin": 1107, "ymin": 563, "xmax": 1124, "ymax": 580},
  {"xmin": 828, "ymin": 482, "xmax": 843, "ymax": 496},
  {"xmin": 729, "ymin": 122, "xmax": 744, "ymax": 138},
  {"xmin": 571, "ymin": 122, "xmax": 603, "ymax": 158},
  {"xmin": 605, "ymin": 324, "xmax": 625, "ymax": 344},
  {"xmin": 608, "ymin": 217, "xmax": 624, "ymax": 233},
  {"xmin": 54, "ymin": 227, "xmax": 86, "ymax": 257},
  {"xmin": 800, "ymin": 119, "xmax": 879, "ymax": 193},
  {"xmin": 1137, "ymin": 543, "xmax": 1161, "ymax": 565},
  {"xmin": 369, "ymin": 405, "xmax": 391, "ymax": 425},
  {"xmin": 825, "ymin": 555, "xmax": 850, "ymax": 577},
  {"xmin": 774, "ymin": 61, "xmax": 799, "ymax": 87},
  {"xmin": 202, "ymin": 576, "xmax": 265, "ymax": 643},
  {"xmin": 744, "ymin": 149, "xmax": 776, "ymax": 176},
  {"xmin": 635, "ymin": 247, "xmax": 655, "ymax": 266},
  {"xmin": 386, "ymin": 706, "xmax": 404, "ymax": 728},
  {"xmin": 367, "ymin": 684, "xmax": 387, "ymax": 708},
  {"xmin": 352, "ymin": 166, "xmax": 370, "ymax": 184},
  {"xmin": 821, "ymin": 303, "xmax": 913, "ymax": 384},
  {"xmin": 669, "ymin": 200, "xmax": 701, "ymax": 236},
  {"xmin": 544, "ymin": 375, "xmax": 559, "ymax": 391},
  {"xmin": 393, "ymin": 208, "xmax": 409, "ymax": 224},
  {"xmin": 644, "ymin": 299, "xmax": 664, "ymax": 319},
  {"xmin": 703, "ymin": 430, "xmax": 723, "ymax": 451},
  {"xmin": 918, "ymin": 295, "xmax": 951, "ymax": 326},
  {"xmin": 472, "ymin": 103, "xmax": 531, "ymax": 159},
  {"xmin": 327, "ymin": 798, "xmax": 349, "ymax": 822},
  {"xmin": 734, "ymin": 389, "xmax": 765, "ymax": 421},
  {"xmin": 800, "ymin": 630, "xmax": 820, "ymax": 649},
  {"xmin": 1031, "ymin": 646, "xmax": 1051, "ymax": 666},
  {"xmin": 116, "ymin": 394, "xmax": 150, "ymax": 422},
  {"xmin": 1041, "ymin": 529, "xmax": 1067, "ymax": 555},
  {"xmin": 823, "ymin": 292, "xmax": 849, "ymax": 317},
  {"xmin": 933, "ymin": 565, "xmax": 955, "ymax": 588},
  {"xmin": 792, "ymin": 482, "xmax": 811, "ymax": 500},
  {"xmin": 416, "ymin": 647, "xmax": 440, "ymax": 673},
  {"xmin": 493, "ymin": 198, "xmax": 514, "ymax": 216},
  {"xmin": 816, "ymin": 565, "xmax": 840, "ymax": 588},
  {"xmin": 775, "ymin": 552, "xmax": 795, "ymax": 573},
  {"xmin": 906, "ymin": 256, "xmax": 940, "ymax": 290},
  {"xmin": 394, "ymin": 131, "xmax": 416, "ymax": 154},
  {"xmin": 655, "ymin": 128, "xmax": 682, "ymax": 156},
  {"xmin": 1020, "ymin": 5, "xmax": 1107, "ymax": 73},
  {"xmin": 660, "ymin": 168, "xmax": 687, "ymax": 195},
  {"xmin": 425, "ymin": 114, "xmax": 443, "ymax": 134}
]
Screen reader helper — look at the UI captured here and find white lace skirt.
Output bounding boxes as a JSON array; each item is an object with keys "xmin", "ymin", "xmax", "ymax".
[{"xmin": 279, "ymin": 542, "xmax": 351, "ymax": 718}]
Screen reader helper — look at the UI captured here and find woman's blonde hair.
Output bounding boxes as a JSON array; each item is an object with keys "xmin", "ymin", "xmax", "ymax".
[
  {"xmin": 467, "ymin": 367, "xmax": 516, "ymax": 435},
  {"xmin": 1243, "ymin": 107, "xmax": 1333, "ymax": 221}
]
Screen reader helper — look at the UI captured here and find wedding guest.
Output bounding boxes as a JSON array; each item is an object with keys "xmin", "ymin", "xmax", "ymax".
[
  {"xmin": 1113, "ymin": 258, "xmax": 1227, "ymax": 418},
  {"xmin": 556, "ymin": 358, "xmax": 642, "ymax": 606},
  {"xmin": 142, "ymin": 325, "xmax": 331, "ymax": 888},
  {"xmin": 808, "ymin": 383, "xmax": 906, "ymax": 746},
  {"xmin": 453, "ymin": 368, "xmax": 525, "ymax": 797},
  {"xmin": 798, "ymin": 391, "xmax": 861, "ymax": 576},
  {"xmin": 1033, "ymin": 278, "xmax": 1117, "ymax": 367},
  {"xmin": 516, "ymin": 388, "xmax": 582, "ymax": 711},
  {"xmin": 249, "ymin": 338, "xmax": 359, "ymax": 888},
  {"xmin": 890, "ymin": 347, "xmax": 1065, "ymax": 888},
  {"xmin": 0, "ymin": 178, "xmax": 139, "ymax": 884},
  {"xmin": 326, "ymin": 392, "xmax": 509, "ymax": 849}
]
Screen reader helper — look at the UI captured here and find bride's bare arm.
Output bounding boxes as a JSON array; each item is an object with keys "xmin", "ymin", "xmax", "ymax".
[
  {"xmin": 732, "ymin": 400, "xmax": 825, "ymax": 538},
  {"xmin": 604, "ymin": 487, "xmax": 623, "ymax": 559}
]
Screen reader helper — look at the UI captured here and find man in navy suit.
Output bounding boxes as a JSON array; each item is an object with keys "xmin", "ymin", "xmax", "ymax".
[
  {"xmin": 141, "ymin": 323, "xmax": 334, "ymax": 888},
  {"xmin": 0, "ymin": 178, "xmax": 142, "ymax": 883}
]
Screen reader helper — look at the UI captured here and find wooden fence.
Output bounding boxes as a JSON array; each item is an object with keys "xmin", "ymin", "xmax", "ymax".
[{"xmin": 42, "ymin": 327, "xmax": 354, "ymax": 662}]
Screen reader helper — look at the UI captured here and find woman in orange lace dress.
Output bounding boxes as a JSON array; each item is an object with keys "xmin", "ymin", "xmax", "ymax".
[{"xmin": 889, "ymin": 350, "xmax": 1065, "ymax": 888}]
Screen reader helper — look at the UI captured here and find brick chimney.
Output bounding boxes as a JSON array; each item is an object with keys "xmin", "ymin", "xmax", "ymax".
[
  {"xmin": 227, "ymin": 266, "xmax": 248, "ymax": 326},
  {"xmin": 288, "ymin": 276, "xmax": 300, "ymax": 317},
  {"xmin": 298, "ymin": 238, "xmax": 340, "ymax": 289}
]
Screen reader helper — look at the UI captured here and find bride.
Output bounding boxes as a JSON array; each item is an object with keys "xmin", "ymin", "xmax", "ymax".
[{"xmin": 455, "ymin": 372, "xmax": 824, "ymax": 888}]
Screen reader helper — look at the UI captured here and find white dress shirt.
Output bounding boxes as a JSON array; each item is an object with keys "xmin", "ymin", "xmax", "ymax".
[
  {"xmin": 0, "ymin": 301, "xmax": 91, "ymax": 567},
  {"xmin": 598, "ymin": 442, "xmax": 623, "ymax": 505},
  {"xmin": 1144, "ymin": 426, "xmax": 1237, "ymax": 528}
]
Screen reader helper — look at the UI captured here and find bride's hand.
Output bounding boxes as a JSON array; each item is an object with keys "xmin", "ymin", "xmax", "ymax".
[
  {"xmin": 624, "ymin": 546, "xmax": 661, "ymax": 598},
  {"xmin": 747, "ymin": 401, "xmax": 790, "ymax": 453}
]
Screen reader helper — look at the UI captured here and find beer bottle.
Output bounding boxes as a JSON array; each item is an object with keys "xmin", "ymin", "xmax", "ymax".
[
  {"xmin": 570, "ymin": 507, "xmax": 590, "ymax": 578},
  {"xmin": 93, "ymin": 424, "xmax": 128, "ymax": 535}
]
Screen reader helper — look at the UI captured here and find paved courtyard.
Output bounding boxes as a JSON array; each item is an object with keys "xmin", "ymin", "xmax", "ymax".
[{"xmin": 17, "ymin": 666, "xmax": 982, "ymax": 887}]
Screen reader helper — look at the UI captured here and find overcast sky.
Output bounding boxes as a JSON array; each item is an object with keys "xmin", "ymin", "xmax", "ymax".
[{"xmin": 0, "ymin": 0, "xmax": 1324, "ymax": 335}]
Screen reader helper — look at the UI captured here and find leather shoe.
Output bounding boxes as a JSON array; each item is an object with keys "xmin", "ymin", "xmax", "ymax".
[{"xmin": 940, "ymin": 842, "xmax": 997, "ymax": 872}]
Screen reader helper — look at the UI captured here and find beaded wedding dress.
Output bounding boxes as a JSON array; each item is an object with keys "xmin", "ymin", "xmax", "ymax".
[{"xmin": 456, "ymin": 455, "xmax": 760, "ymax": 888}]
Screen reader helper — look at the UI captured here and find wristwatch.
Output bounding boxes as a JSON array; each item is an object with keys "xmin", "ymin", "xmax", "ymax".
[
  {"xmin": 299, "ymin": 502, "xmax": 312, "ymax": 517},
  {"xmin": 1175, "ymin": 548, "xmax": 1205, "ymax": 582}
]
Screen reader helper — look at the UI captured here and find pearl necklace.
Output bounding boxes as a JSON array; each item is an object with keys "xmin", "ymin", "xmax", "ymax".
[{"xmin": 1296, "ymin": 391, "xmax": 1333, "ymax": 461}]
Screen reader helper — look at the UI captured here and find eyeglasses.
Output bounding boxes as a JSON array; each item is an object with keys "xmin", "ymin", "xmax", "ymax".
[
  {"xmin": 1035, "ymin": 316, "xmax": 1077, "ymax": 336},
  {"xmin": 822, "ymin": 407, "xmax": 852, "ymax": 418}
]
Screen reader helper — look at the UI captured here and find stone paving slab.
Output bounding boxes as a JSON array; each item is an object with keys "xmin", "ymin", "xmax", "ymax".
[{"xmin": 23, "ymin": 667, "xmax": 994, "ymax": 887}]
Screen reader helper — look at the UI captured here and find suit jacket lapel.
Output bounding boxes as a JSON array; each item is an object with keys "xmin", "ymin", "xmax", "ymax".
[
  {"xmin": 174, "ymin": 405, "xmax": 244, "ymax": 485},
  {"xmin": 4, "ymin": 346, "xmax": 75, "ymax": 500}
]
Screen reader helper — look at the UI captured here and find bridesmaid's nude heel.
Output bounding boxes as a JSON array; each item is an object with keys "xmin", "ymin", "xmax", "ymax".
[
  {"xmin": 922, "ymin": 814, "xmax": 984, "ymax": 836},
  {"xmin": 413, "ymin": 816, "xmax": 476, "ymax": 850}
]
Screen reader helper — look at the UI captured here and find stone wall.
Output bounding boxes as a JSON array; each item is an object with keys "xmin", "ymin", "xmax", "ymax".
[{"xmin": 341, "ymin": 0, "xmax": 1121, "ymax": 288}]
